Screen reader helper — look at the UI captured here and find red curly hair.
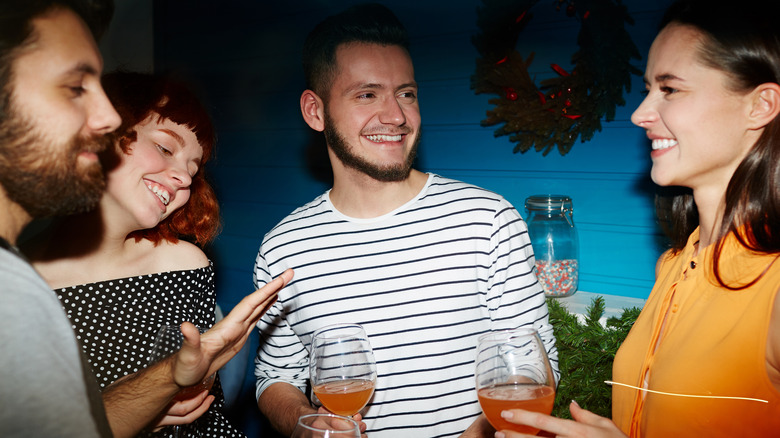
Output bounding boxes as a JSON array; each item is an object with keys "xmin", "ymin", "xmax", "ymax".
[{"xmin": 102, "ymin": 71, "xmax": 221, "ymax": 246}]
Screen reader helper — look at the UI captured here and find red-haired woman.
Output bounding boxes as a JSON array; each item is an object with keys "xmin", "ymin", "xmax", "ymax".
[{"xmin": 26, "ymin": 71, "xmax": 240, "ymax": 437}]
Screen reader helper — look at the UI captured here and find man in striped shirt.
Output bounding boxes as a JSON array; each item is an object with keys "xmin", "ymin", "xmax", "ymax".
[{"xmin": 253, "ymin": 4, "xmax": 557, "ymax": 437}]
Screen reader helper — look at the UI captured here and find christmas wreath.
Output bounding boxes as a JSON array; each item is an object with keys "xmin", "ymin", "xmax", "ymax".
[{"xmin": 471, "ymin": 0, "xmax": 641, "ymax": 155}]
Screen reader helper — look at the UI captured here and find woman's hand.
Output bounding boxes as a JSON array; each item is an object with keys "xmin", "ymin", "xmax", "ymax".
[
  {"xmin": 495, "ymin": 401, "xmax": 628, "ymax": 438},
  {"xmin": 173, "ymin": 269, "xmax": 293, "ymax": 387},
  {"xmin": 151, "ymin": 390, "xmax": 214, "ymax": 431}
]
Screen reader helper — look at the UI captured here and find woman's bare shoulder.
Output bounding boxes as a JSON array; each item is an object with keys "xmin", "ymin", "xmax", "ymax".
[{"xmin": 149, "ymin": 239, "xmax": 209, "ymax": 272}]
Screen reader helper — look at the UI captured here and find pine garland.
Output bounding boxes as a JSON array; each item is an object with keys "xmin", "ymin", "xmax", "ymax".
[
  {"xmin": 471, "ymin": 0, "xmax": 642, "ymax": 155},
  {"xmin": 547, "ymin": 296, "xmax": 641, "ymax": 419}
]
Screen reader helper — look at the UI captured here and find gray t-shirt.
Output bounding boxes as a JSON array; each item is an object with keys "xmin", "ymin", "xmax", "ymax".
[{"xmin": 0, "ymin": 246, "xmax": 110, "ymax": 437}]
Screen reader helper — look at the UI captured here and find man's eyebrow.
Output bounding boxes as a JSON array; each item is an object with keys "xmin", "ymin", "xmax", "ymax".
[
  {"xmin": 342, "ymin": 82, "xmax": 383, "ymax": 95},
  {"xmin": 66, "ymin": 62, "xmax": 99, "ymax": 77},
  {"xmin": 342, "ymin": 81, "xmax": 419, "ymax": 95}
]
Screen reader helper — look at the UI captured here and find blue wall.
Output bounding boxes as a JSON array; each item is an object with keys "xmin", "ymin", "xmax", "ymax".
[{"xmin": 153, "ymin": 0, "xmax": 673, "ymax": 434}]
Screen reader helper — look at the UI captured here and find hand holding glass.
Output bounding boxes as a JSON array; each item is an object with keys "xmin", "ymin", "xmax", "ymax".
[
  {"xmin": 310, "ymin": 323, "xmax": 377, "ymax": 416},
  {"xmin": 475, "ymin": 328, "xmax": 556, "ymax": 435}
]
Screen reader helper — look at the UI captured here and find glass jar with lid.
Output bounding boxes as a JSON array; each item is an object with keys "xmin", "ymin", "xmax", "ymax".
[{"xmin": 524, "ymin": 195, "xmax": 579, "ymax": 297}]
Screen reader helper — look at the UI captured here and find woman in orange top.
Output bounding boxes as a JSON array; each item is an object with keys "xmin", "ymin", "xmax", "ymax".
[{"xmin": 494, "ymin": 0, "xmax": 780, "ymax": 437}]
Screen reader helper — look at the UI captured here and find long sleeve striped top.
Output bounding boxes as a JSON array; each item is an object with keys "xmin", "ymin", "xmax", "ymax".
[{"xmin": 253, "ymin": 174, "xmax": 557, "ymax": 437}]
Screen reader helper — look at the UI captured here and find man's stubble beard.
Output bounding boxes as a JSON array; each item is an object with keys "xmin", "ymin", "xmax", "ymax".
[
  {"xmin": 0, "ymin": 99, "xmax": 111, "ymax": 218},
  {"xmin": 323, "ymin": 111, "xmax": 419, "ymax": 182}
]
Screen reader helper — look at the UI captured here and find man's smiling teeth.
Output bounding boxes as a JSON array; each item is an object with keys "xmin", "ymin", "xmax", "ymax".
[
  {"xmin": 366, "ymin": 134, "xmax": 402, "ymax": 142},
  {"xmin": 652, "ymin": 139, "xmax": 678, "ymax": 150},
  {"xmin": 145, "ymin": 182, "xmax": 170, "ymax": 206}
]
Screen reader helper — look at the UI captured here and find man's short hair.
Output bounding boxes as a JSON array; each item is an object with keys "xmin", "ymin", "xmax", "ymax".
[
  {"xmin": 0, "ymin": 0, "xmax": 114, "ymax": 120},
  {"xmin": 302, "ymin": 3, "xmax": 409, "ymax": 100}
]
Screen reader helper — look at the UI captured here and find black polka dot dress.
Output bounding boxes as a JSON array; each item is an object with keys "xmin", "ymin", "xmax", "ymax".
[{"xmin": 55, "ymin": 262, "xmax": 245, "ymax": 437}]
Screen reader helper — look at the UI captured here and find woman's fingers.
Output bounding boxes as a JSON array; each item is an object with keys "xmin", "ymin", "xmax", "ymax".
[
  {"xmin": 240, "ymin": 269, "xmax": 293, "ymax": 321},
  {"xmin": 568, "ymin": 401, "xmax": 624, "ymax": 432},
  {"xmin": 497, "ymin": 403, "xmax": 627, "ymax": 438},
  {"xmin": 153, "ymin": 392, "xmax": 214, "ymax": 429}
]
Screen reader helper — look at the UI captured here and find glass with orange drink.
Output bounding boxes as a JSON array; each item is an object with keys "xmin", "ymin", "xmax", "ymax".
[
  {"xmin": 310, "ymin": 323, "xmax": 377, "ymax": 416},
  {"xmin": 475, "ymin": 328, "xmax": 556, "ymax": 435}
]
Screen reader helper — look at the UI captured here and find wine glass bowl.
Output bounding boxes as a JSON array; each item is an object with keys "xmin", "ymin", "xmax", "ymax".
[
  {"xmin": 172, "ymin": 372, "xmax": 216, "ymax": 401},
  {"xmin": 475, "ymin": 328, "xmax": 556, "ymax": 434},
  {"xmin": 291, "ymin": 413, "xmax": 361, "ymax": 438},
  {"xmin": 310, "ymin": 323, "xmax": 377, "ymax": 417}
]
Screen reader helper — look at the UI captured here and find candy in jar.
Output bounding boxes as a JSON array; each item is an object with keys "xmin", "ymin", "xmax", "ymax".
[{"xmin": 524, "ymin": 195, "xmax": 579, "ymax": 297}]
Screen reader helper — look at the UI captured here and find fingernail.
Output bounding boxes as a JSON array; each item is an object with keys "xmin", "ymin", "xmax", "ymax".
[
  {"xmin": 571, "ymin": 399, "xmax": 580, "ymax": 408},
  {"xmin": 500, "ymin": 410, "xmax": 514, "ymax": 419},
  {"xmin": 495, "ymin": 433, "xmax": 506, "ymax": 438}
]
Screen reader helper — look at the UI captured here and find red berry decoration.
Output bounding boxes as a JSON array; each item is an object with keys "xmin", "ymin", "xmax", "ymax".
[{"xmin": 472, "ymin": 0, "xmax": 640, "ymax": 155}]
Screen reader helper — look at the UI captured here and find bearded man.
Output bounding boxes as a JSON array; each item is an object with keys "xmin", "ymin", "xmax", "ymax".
[
  {"xmin": 0, "ymin": 2, "xmax": 291, "ymax": 436},
  {"xmin": 251, "ymin": 4, "xmax": 558, "ymax": 437}
]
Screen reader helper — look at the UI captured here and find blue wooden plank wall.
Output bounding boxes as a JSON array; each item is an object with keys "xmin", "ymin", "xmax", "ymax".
[{"xmin": 152, "ymin": 0, "xmax": 674, "ymax": 433}]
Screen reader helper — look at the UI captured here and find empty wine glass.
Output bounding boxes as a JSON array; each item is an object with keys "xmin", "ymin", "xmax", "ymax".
[
  {"xmin": 309, "ymin": 323, "xmax": 377, "ymax": 417},
  {"xmin": 148, "ymin": 325, "xmax": 214, "ymax": 438},
  {"xmin": 291, "ymin": 413, "xmax": 361, "ymax": 438},
  {"xmin": 475, "ymin": 327, "xmax": 556, "ymax": 435}
]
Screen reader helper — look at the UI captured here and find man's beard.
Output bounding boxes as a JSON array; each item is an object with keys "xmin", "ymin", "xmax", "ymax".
[
  {"xmin": 324, "ymin": 111, "xmax": 419, "ymax": 182},
  {"xmin": 0, "ymin": 105, "xmax": 111, "ymax": 218}
]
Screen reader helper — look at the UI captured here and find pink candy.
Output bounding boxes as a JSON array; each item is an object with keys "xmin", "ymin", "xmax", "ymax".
[{"xmin": 535, "ymin": 259, "xmax": 578, "ymax": 297}]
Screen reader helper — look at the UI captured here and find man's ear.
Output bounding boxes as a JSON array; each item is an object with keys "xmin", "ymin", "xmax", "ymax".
[
  {"xmin": 748, "ymin": 83, "xmax": 780, "ymax": 130},
  {"xmin": 300, "ymin": 89, "xmax": 325, "ymax": 132}
]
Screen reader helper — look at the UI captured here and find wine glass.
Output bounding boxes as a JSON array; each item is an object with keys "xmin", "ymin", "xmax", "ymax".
[
  {"xmin": 148, "ymin": 325, "xmax": 214, "ymax": 438},
  {"xmin": 309, "ymin": 323, "xmax": 377, "ymax": 417},
  {"xmin": 291, "ymin": 413, "xmax": 361, "ymax": 438},
  {"xmin": 475, "ymin": 328, "xmax": 556, "ymax": 435}
]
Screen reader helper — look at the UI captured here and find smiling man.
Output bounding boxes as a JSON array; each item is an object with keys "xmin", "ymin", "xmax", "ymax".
[
  {"xmin": 0, "ymin": 2, "xmax": 119, "ymax": 436},
  {"xmin": 252, "ymin": 4, "xmax": 558, "ymax": 437},
  {"xmin": 0, "ymin": 2, "xmax": 292, "ymax": 436}
]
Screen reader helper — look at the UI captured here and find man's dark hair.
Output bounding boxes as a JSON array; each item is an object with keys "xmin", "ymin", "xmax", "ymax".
[
  {"xmin": 302, "ymin": 3, "xmax": 409, "ymax": 100},
  {"xmin": 0, "ymin": 0, "xmax": 114, "ymax": 120}
]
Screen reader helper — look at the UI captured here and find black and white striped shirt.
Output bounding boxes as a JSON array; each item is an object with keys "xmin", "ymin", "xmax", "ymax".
[{"xmin": 254, "ymin": 174, "xmax": 557, "ymax": 437}]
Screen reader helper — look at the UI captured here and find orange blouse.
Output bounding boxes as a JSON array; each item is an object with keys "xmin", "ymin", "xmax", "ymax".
[{"xmin": 612, "ymin": 228, "xmax": 780, "ymax": 437}]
